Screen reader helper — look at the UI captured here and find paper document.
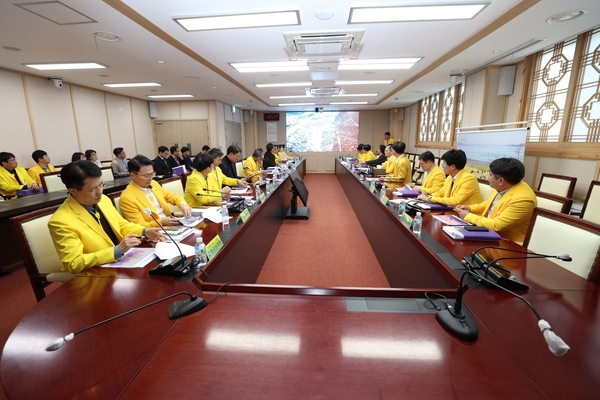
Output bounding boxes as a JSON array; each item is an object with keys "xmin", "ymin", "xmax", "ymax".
[
  {"xmin": 101, "ymin": 248, "xmax": 156, "ymax": 269},
  {"xmin": 230, "ymin": 188, "xmax": 250, "ymax": 195},
  {"xmin": 433, "ymin": 215, "xmax": 470, "ymax": 226},
  {"xmin": 203, "ymin": 208, "xmax": 223, "ymax": 223},
  {"xmin": 179, "ymin": 216, "xmax": 203, "ymax": 227},
  {"xmin": 154, "ymin": 242, "xmax": 196, "ymax": 260}
]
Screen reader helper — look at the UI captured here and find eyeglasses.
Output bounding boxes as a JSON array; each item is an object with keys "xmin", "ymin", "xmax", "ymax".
[
  {"xmin": 135, "ymin": 172, "xmax": 156, "ymax": 179},
  {"xmin": 79, "ymin": 181, "xmax": 106, "ymax": 193}
]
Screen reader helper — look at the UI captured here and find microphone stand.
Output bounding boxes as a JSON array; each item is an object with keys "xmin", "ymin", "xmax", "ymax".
[
  {"xmin": 45, "ymin": 291, "xmax": 208, "ymax": 351},
  {"xmin": 436, "ymin": 269, "xmax": 570, "ymax": 356},
  {"xmin": 144, "ymin": 208, "xmax": 193, "ymax": 276}
]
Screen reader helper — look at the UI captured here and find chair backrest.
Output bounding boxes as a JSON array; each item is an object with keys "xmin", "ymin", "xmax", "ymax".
[
  {"xmin": 235, "ymin": 161, "xmax": 244, "ymax": 177},
  {"xmin": 160, "ymin": 176, "xmax": 185, "ymax": 214},
  {"xmin": 106, "ymin": 190, "xmax": 123, "ymax": 215},
  {"xmin": 101, "ymin": 166, "xmax": 115, "ymax": 182},
  {"xmin": 101, "ymin": 160, "xmax": 112, "ymax": 167},
  {"xmin": 538, "ymin": 173, "xmax": 577, "ymax": 199},
  {"xmin": 53, "ymin": 164, "xmax": 64, "ymax": 172},
  {"xmin": 477, "ymin": 179, "xmax": 494, "ymax": 202},
  {"xmin": 534, "ymin": 190, "xmax": 571, "ymax": 214},
  {"xmin": 523, "ymin": 207, "xmax": 600, "ymax": 284},
  {"xmin": 11, "ymin": 205, "xmax": 64, "ymax": 301},
  {"xmin": 581, "ymin": 180, "xmax": 600, "ymax": 225},
  {"xmin": 40, "ymin": 171, "xmax": 65, "ymax": 193}
]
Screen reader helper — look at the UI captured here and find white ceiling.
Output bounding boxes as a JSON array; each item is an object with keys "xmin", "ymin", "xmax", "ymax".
[{"xmin": 1, "ymin": 0, "xmax": 598, "ymax": 112}]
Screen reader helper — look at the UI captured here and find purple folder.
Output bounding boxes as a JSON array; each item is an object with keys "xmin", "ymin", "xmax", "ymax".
[
  {"xmin": 442, "ymin": 226, "xmax": 501, "ymax": 241},
  {"xmin": 17, "ymin": 188, "xmax": 45, "ymax": 197},
  {"xmin": 410, "ymin": 201, "xmax": 454, "ymax": 211},
  {"xmin": 395, "ymin": 189, "xmax": 421, "ymax": 197}
]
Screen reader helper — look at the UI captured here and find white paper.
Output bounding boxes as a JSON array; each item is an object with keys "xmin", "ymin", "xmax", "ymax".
[
  {"xmin": 203, "ymin": 208, "xmax": 223, "ymax": 223},
  {"xmin": 230, "ymin": 189, "xmax": 250, "ymax": 195},
  {"xmin": 154, "ymin": 242, "xmax": 196, "ymax": 260},
  {"xmin": 179, "ymin": 216, "xmax": 203, "ymax": 227}
]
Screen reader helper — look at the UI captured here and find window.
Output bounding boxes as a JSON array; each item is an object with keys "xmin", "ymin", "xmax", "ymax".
[
  {"xmin": 526, "ymin": 27, "xmax": 600, "ymax": 146},
  {"xmin": 417, "ymin": 83, "xmax": 464, "ymax": 146}
]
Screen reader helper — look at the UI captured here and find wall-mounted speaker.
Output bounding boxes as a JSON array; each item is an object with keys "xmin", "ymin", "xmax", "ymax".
[
  {"xmin": 398, "ymin": 108, "xmax": 405, "ymax": 121},
  {"xmin": 243, "ymin": 110, "xmax": 250, "ymax": 123},
  {"xmin": 148, "ymin": 101, "xmax": 158, "ymax": 118},
  {"xmin": 498, "ymin": 66, "xmax": 516, "ymax": 96}
]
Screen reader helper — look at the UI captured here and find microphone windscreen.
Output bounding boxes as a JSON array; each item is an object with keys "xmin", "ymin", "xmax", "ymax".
[
  {"xmin": 556, "ymin": 254, "xmax": 572, "ymax": 261},
  {"xmin": 538, "ymin": 319, "xmax": 570, "ymax": 356}
]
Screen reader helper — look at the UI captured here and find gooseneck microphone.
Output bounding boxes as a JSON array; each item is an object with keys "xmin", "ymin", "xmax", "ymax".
[
  {"xmin": 436, "ymin": 269, "xmax": 570, "ymax": 356},
  {"xmin": 143, "ymin": 208, "xmax": 192, "ymax": 276},
  {"xmin": 45, "ymin": 291, "xmax": 208, "ymax": 351}
]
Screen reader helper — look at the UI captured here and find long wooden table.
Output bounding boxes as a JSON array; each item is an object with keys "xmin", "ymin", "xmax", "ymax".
[{"xmin": 1, "ymin": 159, "xmax": 598, "ymax": 399}]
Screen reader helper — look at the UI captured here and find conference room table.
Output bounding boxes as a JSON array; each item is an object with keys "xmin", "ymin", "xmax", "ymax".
[{"xmin": 1, "ymin": 158, "xmax": 598, "ymax": 399}]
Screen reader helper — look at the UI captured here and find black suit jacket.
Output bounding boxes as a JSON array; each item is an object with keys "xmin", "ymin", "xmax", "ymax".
[
  {"xmin": 166, "ymin": 155, "xmax": 183, "ymax": 169},
  {"xmin": 182, "ymin": 156, "xmax": 193, "ymax": 171},
  {"xmin": 263, "ymin": 152, "xmax": 277, "ymax": 168},
  {"xmin": 153, "ymin": 156, "xmax": 172, "ymax": 177},
  {"xmin": 221, "ymin": 156, "xmax": 239, "ymax": 179},
  {"xmin": 365, "ymin": 154, "xmax": 387, "ymax": 166}
]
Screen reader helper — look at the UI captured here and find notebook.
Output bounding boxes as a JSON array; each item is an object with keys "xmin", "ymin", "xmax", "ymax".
[{"xmin": 442, "ymin": 226, "xmax": 501, "ymax": 241}]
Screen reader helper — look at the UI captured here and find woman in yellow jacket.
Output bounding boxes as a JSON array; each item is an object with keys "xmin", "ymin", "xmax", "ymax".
[
  {"xmin": 184, "ymin": 153, "xmax": 231, "ymax": 206},
  {"xmin": 208, "ymin": 148, "xmax": 248, "ymax": 188}
]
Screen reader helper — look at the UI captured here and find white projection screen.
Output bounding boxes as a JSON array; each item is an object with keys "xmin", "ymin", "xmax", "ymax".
[{"xmin": 286, "ymin": 111, "xmax": 359, "ymax": 152}]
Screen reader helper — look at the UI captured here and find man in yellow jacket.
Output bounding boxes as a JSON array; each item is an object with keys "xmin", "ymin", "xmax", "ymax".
[
  {"xmin": 455, "ymin": 158, "xmax": 537, "ymax": 242},
  {"xmin": 48, "ymin": 161, "xmax": 166, "ymax": 274},
  {"xmin": 382, "ymin": 142, "xmax": 412, "ymax": 184},
  {"xmin": 185, "ymin": 153, "xmax": 232, "ymax": 206},
  {"xmin": 27, "ymin": 149, "xmax": 56, "ymax": 185},
  {"xmin": 411, "ymin": 151, "xmax": 445, "ymax": 195},
  {"xmin": 381, "ymin": 132, "xmax": 396, "ymax": 146},
  {"xmin": 242, "ymin": 149, "xmax": 267, "ymax": 183},
  {"xmin": 418, "ymin": 149, "xmax": 481, "ymax": 206},
  {"xmin": 0, "ymin": 152, "xmax": 40, "ymax": 198},
  {"xmin": 119, "ymin": 155, "xmax": 192, "ymax": 227}
]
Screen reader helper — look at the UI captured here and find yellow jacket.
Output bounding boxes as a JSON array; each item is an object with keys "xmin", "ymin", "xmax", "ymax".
[
  {"xmin": 210, "ymin": 166, "xmax": 238, "ymax": 188},
  {"xmin": 464, "ymin": 181, "xmax": 537, "ymax": 242},
  {"xmin": 386, "ymin": 155, "xmax": 412, "ymax": 183},
  {"xmin": 384, "ymin": 155, "xmax": 396, "ymax": 174},
  {"xmin": 27, "ymin": 164, "xmax": 56, "ymax": 185},
  {"xmin": 48, "ymin": 194, "xmax": 144, "ymax": 274},
  {"xmin": 357, "ymin": 153, "xmax": 366, "ymax": 162},
  {"xmin": 382, "ymin": 138, "xmax": 396, "ymax": 146},
  {"xmin": 0, "ymin": 166, "xmax": 36, "ymax": 197},
  {"xmin": 184, "ymin": 170, "xmax": 222, "ymax": 206},
  {"xmin": 420, "ymin": 165, "xmax": 446, "ymax": 195},
  {"xmin": 275, "ymin": 153, "xmax": 280, "ymax": 164},
  {"xmin": 365, "ymin": 151, "xmax": 376, "ymax": 161},
  {"xmin": 119, "ymin": 181, "xmax": 185, "ymax": 227},
  {"xmin": 242, "ymin": 156, "xmax": 261, "ymax": 182},
  {"xmin": 430, "ymin": 169, "xmax": 482, "ymax": 206}
]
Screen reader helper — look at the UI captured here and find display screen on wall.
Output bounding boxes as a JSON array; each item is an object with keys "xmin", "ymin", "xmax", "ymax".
[{"xmin": 286, "ymin": 111, "xmax": 359, "ymax": 152}]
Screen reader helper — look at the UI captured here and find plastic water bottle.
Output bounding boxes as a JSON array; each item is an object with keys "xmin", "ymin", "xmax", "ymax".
[
  {"xmin": 413, "ymin": 211, "xmax": 423, "ymax": 234},
  {"xmin": 221, "ymin": 205, "xmax": 229, "ymax": 226},
  {"xmin": 398, "ymin": 200, "xmax": 406, "ymax": 216},
  {"xmin": 380, "ymin": 184, "xmax": 386, "ymax": 197},
  {"xmin": 195, "ymin": 237, "xmax": 207, "ymax": 267},
  {"xmin": 265, "ymin": 180, "xmax": 272, "ymax": 195},
  {"xmin": 255, "ymin": 185, "xmax": 261, "ymax": 201},
  {"xmin": 359, "ymin": 173, "xmax": 364, "ymax": 182}
]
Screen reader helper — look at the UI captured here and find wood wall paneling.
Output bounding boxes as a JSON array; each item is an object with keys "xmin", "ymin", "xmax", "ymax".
[
  {"xmin": 105, "ymin": 94, "xmax": 136, "ymax": 158},
  {"xmin": 71, "ymin": 86, "xmax": 113, "ymax": 161},
  {"xmin": 131, "ymin": 98, "xmax": 155, "ymax": 158}
]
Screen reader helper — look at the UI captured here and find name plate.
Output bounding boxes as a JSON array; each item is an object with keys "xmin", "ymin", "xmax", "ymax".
[
  {"xmin": 380, "ymin": 194, "xmax": 389, "ymax": 205},
  {"xmin": 400, "ymin": 212, "xmax": 413, "ymax": 229},
  {"xmin": 369, "ymin": 183, "xmax": 376, "ymax": 193},
  {"xmin": 259, "ymin": 192, "xmax": 266, "ymax": 203},
  {"xmin": 205, "ymin": 235, "xmax": 224, "ymax": 260},
  {"xmin": 238, "ymin": 208, "xmax": 251, "ymax": 223}
]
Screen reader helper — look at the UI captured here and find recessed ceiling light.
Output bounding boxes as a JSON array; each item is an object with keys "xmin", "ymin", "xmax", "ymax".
[
  {"xmin": 335, "ymin": 80, "xmax": 394, "ymax": 85},
  {"xmin": 23, "ymin": 62, "xmax": 107, "ymax": 70},
  {"xmin": 174, "ymin": 10, "xmax": 300, "ymax": 31},
  {"xmin": 231, "ymin": 61, "xmax": 308, "ymax": 73},
  {"xmin": 330, "ymin": 101, "xmax": 369, "ymax": 105},
  {"xmin": 338, "ymin": 58, "xmax": 421, "ymax": 70},
  {"xmin": 493, "ymin": 49, "xmax": 502, "ymax": 54},
  {"xmin": 147, "ymin": 94, "xmax": 194, "ymax": 99},
  {"xmin": 349, "ymin": 1, "xmax": 490, "ymax": 23},
  {"xmin": 158, "ymin": 60, "xmax": 165, "ymax": 64},
  {"xmin": 316, "ymin": 10, "xmax": 334, "ymax": 20},
  {"xmin": 256, "ymin": 81, "xmax": 312, "ymax": 88},
  {"xmin": 412, "ymin": 90, "xmax": 424, "ymax": 93},
  {"xmin": 547, "ymin": 10, "xmax": 587, "ymax": 24},
  {"xmin": 278, "ymin": 102, "xmax": 316, "ymax": 106},
  {"xmin": 94, "ymin": 32, "xmax": 121, "ymax": 42},
  {"xmin": 103, "ymin": 82, "xmax": 161, "ymax": 88}
]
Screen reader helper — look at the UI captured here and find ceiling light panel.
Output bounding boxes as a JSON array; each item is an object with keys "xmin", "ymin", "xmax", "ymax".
[
  {"xmin": 103, "ymin": 82, "xmax": 161, "ymax": 88},
  {"xmin": 269, "ymin": 95, "xmax": 313, "ymax": 99},
  {"xmin": 335, "ymin": 80, "xmax": 394, "ymax": 85},
  {"xmin": 147, "ymin": 94, "xmax": 194, "ymax": 98},
  {"xmin": 349, "ymin": 2, "xmax": 490, "ymax": 23},
  {"xmin": 278, "ymin": 103, "xmax": 316, "ymax": 106},
  {"xmin": 175, "ymin": 10, "xmax": 300, "ymax": 31},
  {"xmin": 23, "ymin": 62, "xmax": 107, "ymax": 70},
  {"xmin": 330, "ymin": 101, "xmax": 369, "ymax": 105},
  {"xmin": 255, "ymin": 82, "xmax": 312, "ymax": 88},
  {"xmin": 338, "ymin": 58, "xmax": 421, "ymax": 70},
  {"xmin": 231, "ymin": 61, "xmax": 308, "ymax": 73}
]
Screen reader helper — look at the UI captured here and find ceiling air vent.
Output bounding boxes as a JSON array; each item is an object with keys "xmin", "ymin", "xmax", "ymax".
[
  {"xmin": 284, "ymin": 30, "xmax": 365, "ymax": 60},
  {"xmin": 308, "ymin": 87, "xmax": 341, "ymax": 96}
]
